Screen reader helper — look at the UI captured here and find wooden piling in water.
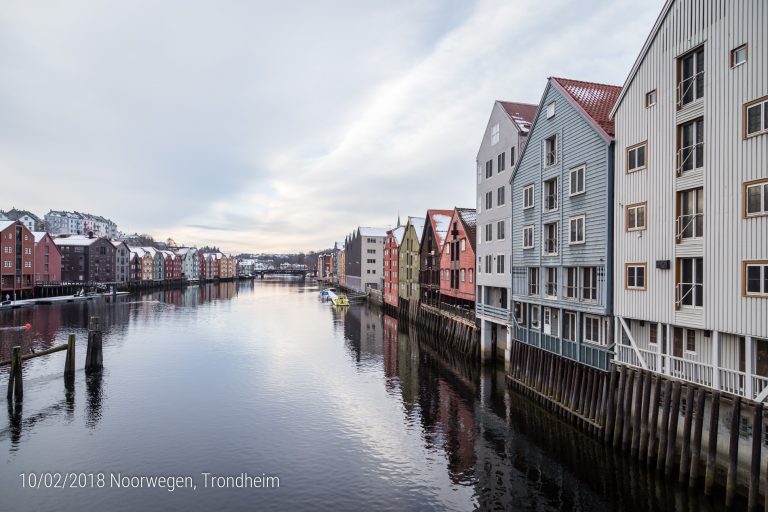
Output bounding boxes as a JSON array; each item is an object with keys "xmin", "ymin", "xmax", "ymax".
[
  {"xmin": 664, "ymin": 381, "xmax": 682, "ymax": 477},
  {"xmin": 678, "ymin": 385, "xmax": 695, "ymax": 484},
  {"xmin": 748, "ymin": 402, "xmax": 762, "ymax": 511},
  {"xmin": 85, "ymin": 316, "xmax": 103, "ymax": 371},
  {"xmin": 622, "ymin": 369, "xmax": 634, "ymax": 452},
  {"xmin": 689, "ymin": 387, "xmax": 706, "ymax": 489},
  {"xmin": 604, "ymin": 368, "xmax": 618, "ymax": 444},
  {"xmin": 64, "ymin": 333, "xmax": 75, "ymax": 390},
  {"xmin": 725, "ymin": 397, "xmax": 741, "ymax": 508},
  {"xmin": 647, "ymin": 375, "xmax": 662, "ymax": 467},
  {"xmin": 6, "ymin": 346, "xmax": 23, "ymax": 402},
  {"xmin": 657, "ymin": 380, "xmax": 673, "ymax": 472},
  {"xmin": 639, "ymin": 370, "xmax": 652, "ymax": 460},
  {"xmin": 704, "ymin": 391, "xmax": 721, "ymax": 496},
  {"xmin": 631, "ymin": 370, "xmax": 644, "ymax": 458},
  {"xmin": 613, "ymin": 366, "xmax": 626, "ymax": 448}
]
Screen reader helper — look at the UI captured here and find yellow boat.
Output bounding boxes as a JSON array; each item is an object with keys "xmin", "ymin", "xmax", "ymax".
[{"xmin": 327, "ymin": 290, "xmax": 349, "ymax": 307}]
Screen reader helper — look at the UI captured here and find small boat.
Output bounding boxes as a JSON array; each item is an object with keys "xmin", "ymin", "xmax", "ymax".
[
  {"xmin": 319, "ymin": 288, "xmax": 336, "ymax": 298},
  {"xmin": 326, "ymin": 290, "xmax": 349, "ymax": 307}
]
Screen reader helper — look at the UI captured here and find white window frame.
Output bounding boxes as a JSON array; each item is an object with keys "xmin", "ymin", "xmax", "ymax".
[
  {"xmin": 543, "ymin": 177, "xmax": 558, "ymax": 212},
  {"xmin": 542, "ymin": 222, "xmax": 558, "ymax": 256},
  {"xmin": 530, "ymin": 305, "xmax": 540, "ymax": 329},
  {"xmin": 583, "ymin": 315, "xmax": 606, "ymax": 345},
  {"xmin": 563, "ymin": 311, "xmax": 577, "ymax": 341},
  {"xmin": 523, "ymin": 184, "xmax": 535, "ymax": 209},
  {"xmin": 544, "ymin": 267, "xmax": 557, "ymax": 298},
  {"xmin": 626, "ymin": 203, "xmax": 647, "ymax": 232},
  {"xmin": 523, "ymin": 225, "xmax": 534, "ymax": 249},
  {"xmin": 569, "ymin": 165, "xmax": 585, "ymax": 196},
  {"xmin": 626, "ymin": 263, "xmax": 647, "ymax": 290},
  {"xmin": 627, "ymin": 142, "xmax": 647, "ymax": 173},
  {"xmin": 744, "ymin": 262, "xmax": 768, "ymax": 297},
  {"xmin": 731, "ymin": 44, "xmax": 747, "ymax": 68},
  {"xmin": 569, "ymin": 215, "xmax": 585, "ymax": 245},
  {"xmin": 645, "ymin": 89, "xmax": 657, "ymax": 108},
  {"xmin": 546, "ymin": 102, "xmax": 555, "ymax": 119},
  {"xmin": 491, "ymin": 122, "xmax": 500, "ymax": 145},
  {"xmin": 745, "ymin": 180, "xmax": 768, "ymax": 217},
  {"xmin": 745, "ymin": 97, "xmax": 768, "ymax": 138}
]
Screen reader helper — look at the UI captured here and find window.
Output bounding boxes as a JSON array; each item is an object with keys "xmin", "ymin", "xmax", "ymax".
[
  {"xmin": 498, "ymin": 152, "xmax": 505, "ymax": 172},
  {"xmin": 366, "ymin": 259, "xmax": 375, "ymax": 264},
  {"xmin": 497, "ymin": 186, "xmax": 505, "ymax": 206},
  {"xmin": 569, "ymin": 216, "xmax": 585, "ymax": 244},
  {"xmin": 3, "ymin": 261, "xmax": 10, "ymax": 268},
  {"xmin": 677, "ymin": 188, "xmax": 703, "ymax": 239},
  {"xmin": 528, "ymin": 267, "xmax": 538, "ymax": 295},
  {"xmin": 626, "ymin": 203, "xmax": 647, "ymax": 232},
  {"xmin": 744, "ymin": 261, "xmax": 768, "ymax": 297},
  {"xmin": 645, "ymin": 89, "xmax": 657, "ymax": 107},
  {"xmin": 543, "ymin": 177, "xmax": 558, "ymax": 211},
  {"xmin": 745, "ymin": 96, "xmax": 768, "ymax": 138},
  {"xmin": 563, "ymin": 312, "xmax": 576, "ymax": 341},
  {"xmin": 485, "ymin": 160, "xmax": 493, "ymax": 178},
  {"xmin": 513, "ymin": 301, "xmax": 525, "ymax": 325},
  {"xmin": 731, "ymin": 44, "xmax": 747, "ymax": 68},
  {"xmin": 510, "ymin": 147, "xmax": 516, "ymax": 166},
  {"xmin": 649, "ymin": 323, "xmax": 658, "ymax": 346},
  {"xmin": 565, "ymin": 267, "xmax": 577, "ymax": 299},
  {"xmin": 543, "ymin": 222, "xmax": 558, "ymax": 255},
  {"xmin": 477, "ymin": 163, "xmax": 482, "ymax": 184},
  {"xmin": 626, "ymin": 263, "xmax": 646, "ymax": 290},
  {"xmin": 485, "ymin": 224, "xmax": 493, "ymax": 242},
  {"xmin": 460, "ymin": 239, "xmax": 466, "ymax": 252},
  {"xmin": 569, "ymin": 165, "xmax": 585, "ymax": 195},
  {"xmin": 545, "ymin": 135, "xmax": 557, "ymax": 166},
  {"xmin": 677, "ymin": 257, "xmax": 703, "ymax": 307},
  {"xmin": 469, "ymin": 268, "xmax": 473, "ymax": 283},
  {"xmin": 581, "ymin": 267, "xmax": 597, "ymax": 302},
  {"xmin": 626, "ymin": 142, "xmax": 647, "ymax": 173},
  {"xmin": 523, "ymin": 185, "xmax": 535, "ymax": 209},
  {"xmin": 485, "ymin": 255, "xmax": 492, "ymax": 274},
  {"xmin": 745, "ymin": 179, "xmax": 768, "ymax": 217},
  {"xmin": 3, "ymin": 246, "xmax": 10, "ymax": 253},
  {"xmin": 523, "ymin": 226, "xmax": 534, "ymax": 249},
  {"xmin": 491, "ymin": 122, "xmax": 500, "ymax": 145},
  {"xmin": 530, "ymin": 305, "xmax": 540, "ymax": 328},
  {"xmin": 485, "ymin": 191, "xmax": 493, "ymax": 210},
  {"xmin": 460, "ymin": 268, "xmax": 465, "ymax": 282},
  {"xmin": 545, "ymin": 267, "xmax": 557, "ymax": 298},
  {"xmin": 678, "ymin": 46, "xmax": 704, "ymax": 106},
  {"xmin": 546, "ymin": 102, "xmax": 555, "ymax": 118},
  {"xmin": 584, "ymin": 315, "xmax": 605, "ymax": 345},
  {"xmin": 685, "ymin": 329, "xmax": 696, "ymax": 353},
  {"xmin": 496, "ymin": 220, "xmax": 505, "ymax": 240},
  {"xmin": 677, "ymin": 118, "xmax": 704, "ymax": 174},
  {"xmin": 496, "ymin": 255, "xmax": 505, "ymax": 274},
  {"xmin": 24, "ymin": 261, "xmax": 31, "ymax": 268}
]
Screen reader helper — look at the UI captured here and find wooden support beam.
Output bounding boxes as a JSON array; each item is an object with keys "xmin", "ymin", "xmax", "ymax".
[
  {"xmin": 678, "ymin": 385, "xmax": 695, "ymax": 484},
  {"xmin": 657, "ymin": 379, "xmax": 673, "ymax": 472},
  {"xmin": 85, "ymin": 316, "xmax": 103, "ymax": 371},
  {"xmin": 6, "ymin": 346, "xmax": 23, "ymax": 402},
  {"xmin": 622, "ymin": 369, "xmax": 634, "ymax": 453},
  {"xmin": 647, "ymin": 375, "xmax": 662, "ymax": 466},
  {"xmin": 689, "ymin": 387, "xmax": 706, "ymax": 488},
  {"xmin": 725, "ymin": 397, "xmax": 741, "ymax": 508},
  {"xmin": 639, "ymin": 370, "xmax": 652, "ymax": 460},
  {"xmin": 613, "ymin": 366, "xmax": 626, "ymax": 448},
  {"xmin": 631, "ymin": 370, "xmax": 644, "ymax": 458},
  {"xmin": 603, "ymin": 368, "xmax": 618, "ymax": 443},
  {"xmin": 664, "ymin": 381, "xmax": 682, "ymax": 477},
  {"xmin": 704, "ymin": 391, "xmax": 721, "ymax": 496},
  {"xmin": 748, "ymin": 402, "xmax": 763, "ymax": 511}
]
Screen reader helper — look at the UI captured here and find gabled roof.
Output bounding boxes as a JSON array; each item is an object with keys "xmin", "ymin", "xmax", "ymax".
[
  {"xmin": 551, "ymin": 77, "xmax": 621, "ymax": 139},
  {"xmin": 455, "ymin": 208, "xmax": 477, "ymax": 252},
  {"xmin": 498, "ymin": 101, "xmax": 538, "ymax": 133},
  {"xmin": 32, "ymin": 231, "xmax": 49, "ymax": 243},
  {"xmin": 53, "ymin": 235, "xmax": 99, "ymax": 247},
  {"xmin": 388, "ymin": 226, "xmax": 406, "ymax": 246},
  {"xmin": 610, "ymin": 0, "xmax": 675, "ymax": 118},
  {"xmin": 406, "ymin": 216, "xmax": 426, "ymax": 244},
  {"xmin": 359, "ymin": 226, "xmax": 388, "ymax": 238},
  {"xmin": 0, "ymin": 220, "xmax": 16, "ymax": 231},
  {"xmin": 423, "ymin": 209, "xmax": 454, "ymax": 252}
]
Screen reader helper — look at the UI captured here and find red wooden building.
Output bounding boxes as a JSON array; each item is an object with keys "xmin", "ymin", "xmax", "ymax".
[
  {"xmin": 0, "ymin": 220, "xmax": 35, "ymax": 299},
  {"xmin": 418, "ymin": 209, "xmax": 453, "ymax": 304},
  {"xmin": 438, "ymin": 208, "xmax": 477, "ymax": 310},
  {"xmin": 33, "ymin": 232, "xmax": 62, "ymax": 283},
  {"xmin": 383, "ymin": 225, "xmax": 405, "ymax": 310}
]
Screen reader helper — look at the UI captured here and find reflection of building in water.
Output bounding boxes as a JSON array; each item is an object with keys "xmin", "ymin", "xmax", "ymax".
[
  {"xmin": 341, "ymin": 305, "xmax": 384, "ymax": 365},
  {"xmin": 383, "ymin": 315, "xmax": 398, "ymax": 389}
]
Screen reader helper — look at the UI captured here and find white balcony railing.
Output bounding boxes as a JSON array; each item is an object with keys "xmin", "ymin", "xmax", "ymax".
[
  {"xmin": 675, "ymin": 282, "xmax": 703, "ymax": 308},
  {"xmin": 676, "ymin": 142, "xmax": 704, "ymax": 175},
  {"xmin": 675, "ymin": 213, "xmax": 703, "ymax": 241},
  {"xmin": 476, "ymin": 303, "xmax": 511, "ymax": 322},
  {"xmin": 677, "ymin": 71, "xmax": 704, "ymax": 106}
]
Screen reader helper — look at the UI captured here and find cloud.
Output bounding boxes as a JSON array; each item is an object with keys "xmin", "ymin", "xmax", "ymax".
[{"xmin": 0, "ymin": 0, "xmax": 663, "ymax": 252}]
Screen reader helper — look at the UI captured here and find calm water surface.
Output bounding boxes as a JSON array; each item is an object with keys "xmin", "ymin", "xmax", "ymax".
[{"xmin": 0, "ymin": 280, "xmax": 722, "ymax": 511}]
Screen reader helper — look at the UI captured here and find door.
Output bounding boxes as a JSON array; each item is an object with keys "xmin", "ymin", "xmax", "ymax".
[{"xmin": 543, "ymin": 307, "xmax": 552, "ymax": 335}]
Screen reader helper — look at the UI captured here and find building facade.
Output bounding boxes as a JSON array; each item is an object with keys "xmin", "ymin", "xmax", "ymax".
[
  {"xmin": 418, "ymin": 209, "xmax": 453, "ymax": 304},
  {"xmin": 2, "ymin": 209, "xmax": 43, "ymax": 232},
  {"xmin": 476, "ymin": 100, "xmax": 537, "ymax": 362},
  {"xmin": 176, "ymin": 247, "xmax": 200, "ymax": 281},
  {"xmin": 55, "ymin": 235, "xmax": 117, "ymax": 283},
  {"xmin": 384, "ymin": 225, "xmax": 405, "ymax": 309},
  {"xmin": 344, "ymin": 227, "xmax": 387, "ymax": 292},
  {"xmin": 398, "ymin": 216, "xmax": 425, "ymax": 306},
  {"xmin": 45, "ymin": 210, "xmax": 118, "ymax": 238},
  {"xmin": 0, "ymin": 221, "xmax": 35, "ymax": 299},
  {"xmin": 511, "ymin": 77, "xmax": 621, "ymax": 371},
  {"xmin": 33, "ymin": 232, "xmax": 62, "ymax": 284},
  {"xmin": 611, "ymin": 0, "xmax": 768, "ymax": 401},
  {"xmin": 438, "ymin": 208, "xmax": 477, "ymax": 309},
  {"xmin": 112, "ymin": 241, "xmax": 131, "ymax": 283}
]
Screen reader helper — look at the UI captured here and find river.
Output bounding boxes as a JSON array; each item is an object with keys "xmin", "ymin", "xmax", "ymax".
[{"xmin": 0, "ymin": 280, "xmax": 727, "ymax": 511}]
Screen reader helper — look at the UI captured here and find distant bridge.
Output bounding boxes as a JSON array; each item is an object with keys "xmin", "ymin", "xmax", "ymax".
[{"xmin": 255, "ymin": 269, "xmax": 308, "ymax": 278}]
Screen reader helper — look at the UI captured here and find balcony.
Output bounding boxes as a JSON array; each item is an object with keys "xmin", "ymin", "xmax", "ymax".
[
  {"xmin": 476, "ymin": 303, "xmax": 511, "ymax": 322},
  {"xmin": 542, "ymin": 237, "xmax": 558, "ymax": 256},
  {"xmin": 675, "ymin": 213, "xmax": 703, "ymax": 241},
  {"xmin": 676, "ymin": 142, "xmax": 704, "ymax": 175},
  {"xmin": 512, "ymin": 324, "xmax": 612, "ymax": 371}
]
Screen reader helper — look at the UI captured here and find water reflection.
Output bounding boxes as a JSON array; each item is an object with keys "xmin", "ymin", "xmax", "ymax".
[{"xmin": 85, "ymin": 370, "xmax": 104, "ymax": 429}]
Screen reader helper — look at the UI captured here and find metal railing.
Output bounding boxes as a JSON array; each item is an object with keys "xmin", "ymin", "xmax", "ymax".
[
  {"xmin": 543, "ymin": 237, "xmax": 558, "ymax": 255},
  {"xmin": 513, "ymin": 325, "xmax": 611, "ymax": 371},
  {"xmin": 675, "ymin": 213, "xmax": 703, "ymax": 240},
  {"xmin": 545, "ymin": 150, "xmax": 557, "ymax": 167},
  {"xmin": 543, "ymin": 193, "xmax": 558, "ymax": 212},
  {"xmin": 675, "ymin": 282, "xmax": 703, "ymax": 308},
  {"xmin": 677, "ymin": 71, "xmax": 704, "ymax": 106},
  {"xmin": 476, "ymin": 303, "xmax": 511, "ymax": 322},
  {"xmin": 676, "ymin": 142, "xmax": 704, "ymax": 174}
]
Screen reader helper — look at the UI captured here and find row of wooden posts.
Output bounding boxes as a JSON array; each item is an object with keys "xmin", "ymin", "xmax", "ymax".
[
  {"xmin": 506, "ymin": 338, "xmax": 765, "ymax": 510},
  {"xmin": 5, "ymin": 316, "xmax": 104, "ymax": 402}
]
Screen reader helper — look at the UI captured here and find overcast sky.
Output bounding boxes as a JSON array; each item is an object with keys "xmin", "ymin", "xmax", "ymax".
[{"xmin": 0, "ymin": 0, "xmax": 663, "ymax": 253}]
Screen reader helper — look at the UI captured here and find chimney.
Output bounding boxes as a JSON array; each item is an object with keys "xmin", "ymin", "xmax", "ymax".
[{"xmin": 88, "ymin": 231, "xmax": 94, "ymax": 239}]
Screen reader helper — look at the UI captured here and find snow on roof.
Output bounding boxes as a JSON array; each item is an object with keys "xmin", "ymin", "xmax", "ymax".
[
  {"xmin": 499, "ymin": 101, "xmax": 538, "ymax": 133},
  {"xmin": 551, "ymin": 77, "xmax": 622, "ymax": 139},
  {"xmin": 389, "ymin": 226, "xmax": 406, "ymax": 245},
  {"xmin": 53, "ymin": 236, "xmax": 99, "ymax": 247},
  {"xmin": 407, "ymin": 216, "xmax": 426, "ymax": 243},
  {"xmin": 359, "ymin": 226, "xmax": 388, "ymax": 238},
  {"xmin": 0, "ymin": 220, "xmax": 16, "ymax": 231},
  {"xmin": 32, "ymin": 231, "xmax": 49, "ymax": 243},
  {"xmin": 456, "ymin": 208, "xmax": 477, "ymax": 251}
]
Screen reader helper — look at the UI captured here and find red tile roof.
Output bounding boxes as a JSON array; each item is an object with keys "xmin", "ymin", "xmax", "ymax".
[
  {"xmin": 551, "ymin": 77, "xmax": 622, "ymax": 138},
  {"xmin": 499, "ymin": 101, "xmax": 538, "ymax": 133}
]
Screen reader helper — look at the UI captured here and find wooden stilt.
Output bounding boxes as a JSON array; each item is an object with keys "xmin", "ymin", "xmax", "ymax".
[
  {"xmin": 657, "ymin": 379, "xmax": 673, "ymax": 472},
  {"xmin": 725, "ymin": 397, "xmax": 741, "ymax": 508},
  {"xmin": 647, "ymin": 376, "xmax": 662, "ymax": 466},
  {"xmin": 664, "ymin": 381, "xmax": 681, "ymax": 477},
  {"xmin": 631, "ymin": 370, "xmax": 644, "ymax": 458},
  {"xmin": 704, "ymin": 391, "xmax": 721, "ymax": 496},
  {"xmin": 85, "ymin": 316, "xmax": 103, "ymax": 371},
  {"xmin": 622, "ymin": 369, "xmax": 635, "ymax": 453},
  {"xmin": 748, "ymin": 402, "xmax": 763, "ymax": 511},
  {"xmin": 689, "ymin": 387, "xmax": 706, "ymax": 488},
  {"xmin": 6, "ymin": 346, "xmax": 23, "ymax": 402},
  {"xmin": 614, "ymin": 366, "xmax": 626, "ymax": 448},
  {"xmin": 678, "ymin": 385, "xmax": 695, "ymax": 484},
  {"xmin": 639, "ymin": 370, "xmax": 652, "ymax": 460}
]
